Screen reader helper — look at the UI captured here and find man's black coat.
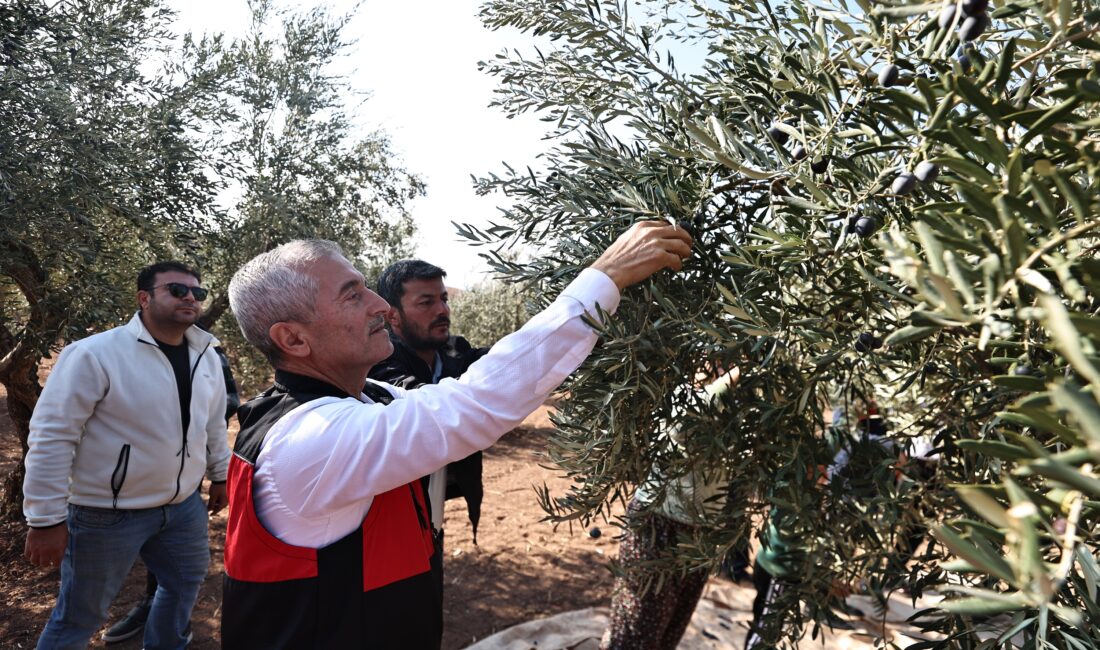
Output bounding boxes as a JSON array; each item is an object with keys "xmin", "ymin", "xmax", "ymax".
[{"xmin": 368, "ymin": 334, "xmax": 489, "ymax": 542}]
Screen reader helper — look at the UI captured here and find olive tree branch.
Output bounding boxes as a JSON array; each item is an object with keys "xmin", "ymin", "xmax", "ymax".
[
  {"xmin": 995, "ymin": 218, "xmax": 1100, "ymax": 305},
  {"xmin": 1013, "ymin": 20, "xmax": 1095, "ymax": 71}
]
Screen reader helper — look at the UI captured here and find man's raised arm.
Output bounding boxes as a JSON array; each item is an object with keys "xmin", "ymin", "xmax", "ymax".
[{"xmin": 255, "ymin": 221, "xmax": 693, "ymax": 530}]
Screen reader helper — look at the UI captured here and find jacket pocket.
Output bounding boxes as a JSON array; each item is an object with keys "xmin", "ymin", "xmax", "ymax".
[{"xmin": 110, "ymin": 444, "xmax": 131, "ymax": 509}]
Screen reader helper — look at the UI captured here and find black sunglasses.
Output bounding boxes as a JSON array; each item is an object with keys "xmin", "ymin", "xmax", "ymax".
[{"xmin": 152, "ymin": 282, "xmax": 209, "ymax": 301}]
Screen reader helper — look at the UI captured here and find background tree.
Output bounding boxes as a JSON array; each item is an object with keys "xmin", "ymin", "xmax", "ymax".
[
  {"xmin": 196, "ymin": 0, "xmax": 424, "ymax": 393},
  {"xmin": 471, "ymin": 0, "xmax": 1100, "ymax": 646},
  {"xmin": 449, "ymin": 277, "xmax": 533, "ymax": 348},
  {"xmin": 0, "ymin": 0, "xmax": 424, "ymax": 515},
  {"xmin": 0, "ymin": 0, "xmax": 232, "ymax": 518}
]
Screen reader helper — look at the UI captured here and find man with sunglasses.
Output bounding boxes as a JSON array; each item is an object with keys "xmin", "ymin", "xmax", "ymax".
[{"xmin": 23, "ymin": 261, "xmax": 231, "ymax": 650}]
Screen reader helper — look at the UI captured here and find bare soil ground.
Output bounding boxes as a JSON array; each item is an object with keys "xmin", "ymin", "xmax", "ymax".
[{"xmin": 0, "ymin": 389, "xmax": 620, "ymax": 649}]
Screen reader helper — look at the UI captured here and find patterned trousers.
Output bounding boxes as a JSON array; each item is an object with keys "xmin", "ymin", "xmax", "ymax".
[{"xmin": 601, "ymin": 499, "xmax": 710, "ymax": 650}]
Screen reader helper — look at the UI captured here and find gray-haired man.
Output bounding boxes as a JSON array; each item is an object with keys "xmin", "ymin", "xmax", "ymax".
[{"xmin": 221, "ymin": 221, "xmax": 691, "ymax": 648}]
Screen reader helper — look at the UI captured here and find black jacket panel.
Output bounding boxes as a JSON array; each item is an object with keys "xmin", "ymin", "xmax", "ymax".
[
  {"xmin": 368, "ymin": 335, "xmax": 488, "ymax": 540},
  {"xmin": 222, "ymin": 371, "xmax": 442, "ymax": 649}
]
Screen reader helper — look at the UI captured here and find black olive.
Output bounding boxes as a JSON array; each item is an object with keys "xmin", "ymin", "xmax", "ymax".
[
  {"xmin": 958, "ymin": 13, "xmax": 990, "ymax": 41},
  {"xmin": 891, "ymin": 172, "xmax": 918, "ymax": 195},
  {"xmin": 810, "ymin": 157, "xmax": 830, "ymax": 174},
  {"xmin": 791, "ymin": 145, "xmax": 807, "ymax": 161},
  {"xmin": 914, "ymin": 161, "xmax": 940, "ymax": 184},
  {"xmin": 766, "ymin": 122, "xmax": 790, "ymax": 146},
  {"xmin": 855, "ymin": 332, "xmax": 882, "ymax": 353},
  {"xmin": 960, "ymin": 0, "xmax": 988, "ymax": 16},
  {"xmin": 878, "ymin": 64, "xmax": 900, "ymax": 87},
  {"xmin": 854, "ymin": 216, "xmax": 878, "ymax": 237},
  {"xmin": 938, "ymin": 2, "xmax": 957, "ymax": 28}
]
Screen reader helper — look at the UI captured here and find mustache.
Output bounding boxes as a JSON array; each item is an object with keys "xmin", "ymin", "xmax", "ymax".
[
  {"xmin": 368, "ymin": 316, "xmax": 386, "ymax": 333},
  {"xmin": 431, "ymin": 317, "xmax": 450, "ymax": 328}
]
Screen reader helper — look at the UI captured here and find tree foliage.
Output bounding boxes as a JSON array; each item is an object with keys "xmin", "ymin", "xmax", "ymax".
[
  {"xmin": 197, "ymin": 0, "xmax": 424, "ymax": 394},
  {"xmin": 449, "ymin": 277, "xmax": 533, "ymax": 348},
  {"xmin": 0, "ymin": 0, "xmax": 231, "ymax": 516},
  {"xmin": 473, "ymin": 0, "xmax": 1100, "ymax": 645},
  {"xmin": 0, "ymin": 0, "xmax": 422, "ymax": 512}
]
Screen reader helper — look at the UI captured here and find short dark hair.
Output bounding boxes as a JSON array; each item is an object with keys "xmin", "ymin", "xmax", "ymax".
[
  {"xmin": 376, "ymin": 259, "xmax": 446, "ymax": 308},
  {"xmin": 137, "ymin": 261, "xmax": 201, "ymax": 292}
]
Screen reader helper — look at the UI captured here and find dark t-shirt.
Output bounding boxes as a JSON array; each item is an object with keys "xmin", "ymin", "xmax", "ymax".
[{"xmin": 156, "ymin": 338, "xmax": 192, "ymax": 436}]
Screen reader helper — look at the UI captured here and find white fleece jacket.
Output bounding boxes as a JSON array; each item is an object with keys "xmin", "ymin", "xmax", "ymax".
[{"xmin": 23, "ymin": 313, "xmax": 230, "ymax": 528}]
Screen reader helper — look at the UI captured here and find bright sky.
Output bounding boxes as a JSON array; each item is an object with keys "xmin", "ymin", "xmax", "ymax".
[{"xmin": 170, "ymin": 0, "xmax": 551, "ymax": 288}]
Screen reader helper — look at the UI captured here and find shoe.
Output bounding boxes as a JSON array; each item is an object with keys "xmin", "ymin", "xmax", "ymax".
[
  {"xmin": 103, "ymin": 597, "xmax": 152, "ymax": 643},
  {"xmin": 183, "ymin": 622, "xmax": 193, "ymax": 646}
]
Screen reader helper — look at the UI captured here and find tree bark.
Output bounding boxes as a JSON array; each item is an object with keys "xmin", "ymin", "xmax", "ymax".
[
  {"xmin": 0, "ymin": 353, "xmax": 39, "ymax": 521},
  {"xmin": 197, "ymin": 292, "xmax": 229, "ymax": 331},
  {"xmin": 0, "ymin": 243, "xmax": 55, "ymax": 519}
]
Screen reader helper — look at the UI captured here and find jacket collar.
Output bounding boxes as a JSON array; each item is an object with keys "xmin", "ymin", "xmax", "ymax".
[
  {"xmin": 126, "ymin": 312, "xmax": 217, "ymax": 350},
  {"xmin": 387, "ymin": 333, "xmax": 437, "ymax": 377},
  {"xmin": 272, "ymin": 369, "xmax": 354, "ymax": 399}
]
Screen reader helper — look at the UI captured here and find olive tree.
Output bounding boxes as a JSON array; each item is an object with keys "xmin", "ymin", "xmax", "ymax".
[
  {"xmin": 0, "ymin": 0, "xmax": 232, "ymax": 517},
  {"xmin": 449, "ymin": 277, "xmax": 533, "ymax": 348},
  {"xmin": 195, "ymin": 0, "xmax": 424, "ymax": 393},
  {"xmin": 470, "ymin": 0, "xmax": 1100, "ymax": 646},
  {"xmin": 0, "ymin": 0, "xmax": 425, "ymax": 514}
]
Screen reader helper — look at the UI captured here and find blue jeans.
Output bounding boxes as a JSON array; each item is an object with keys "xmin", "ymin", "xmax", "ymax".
[{"xmin": 37, "ymin": 489, "xmax": 209, "ymax": 650}]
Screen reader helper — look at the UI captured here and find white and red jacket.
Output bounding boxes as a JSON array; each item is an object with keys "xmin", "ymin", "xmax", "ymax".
[{"xmin": 222, "ymin": 269, "xmax": 620, "ymax": 648}]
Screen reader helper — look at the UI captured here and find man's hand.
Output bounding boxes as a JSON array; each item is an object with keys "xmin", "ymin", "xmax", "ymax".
[
  {"xmin": 207, "ymin": 482, "xmax": 228, "ymax": 515},
  {"xmin": 25, "ymin": 524, "xmax": 68, "ymax": 568},
  {"xmin": 591, "ymin": 220, "xmax": 693, "ymax": 290}
]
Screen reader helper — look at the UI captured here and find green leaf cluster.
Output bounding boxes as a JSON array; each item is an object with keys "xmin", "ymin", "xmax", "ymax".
[
  {"xmin": 0, "ymin": 0, "xmax": 423, "ymax": 511},
  {"xmin": 474, "ymin": 0, "xmax": 1100, "ymax": 645}
]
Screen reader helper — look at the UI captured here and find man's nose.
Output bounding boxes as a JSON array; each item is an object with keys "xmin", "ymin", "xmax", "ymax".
[{"xmin": 366, "ymin": 290, "xmax": 390, "ymax": 315}]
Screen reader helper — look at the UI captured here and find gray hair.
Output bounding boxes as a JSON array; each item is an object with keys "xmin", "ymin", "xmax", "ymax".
[{"xmin": 229, "ymin": 239, "xmax": 345, "ymax": 364}]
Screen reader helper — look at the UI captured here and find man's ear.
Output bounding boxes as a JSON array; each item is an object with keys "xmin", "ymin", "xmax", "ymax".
[
  {"xmin": 269, "ymin": 322, "xmax": 312, "ymax": 360},
  {"xmin": 136, "ymin": 290, "xmax": 152, "ymax": 311},
  {"xmin": 384, "ymin": 307, "xmax": 401, "ymax": 330}
]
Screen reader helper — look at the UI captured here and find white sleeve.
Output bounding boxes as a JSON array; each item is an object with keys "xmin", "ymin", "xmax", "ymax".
[
  {"xmin": 23, "ymin": 344, "xmax": 108, "ymax": 527},
  {"xmin": 258, "ymin": 269, "xmax": 619, "ymax": 529}
]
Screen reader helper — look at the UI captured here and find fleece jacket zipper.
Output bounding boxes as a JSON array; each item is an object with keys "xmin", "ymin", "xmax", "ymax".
[{"xmin": 139, "ymin": 336, "xmax": 212, "ymax": 504}]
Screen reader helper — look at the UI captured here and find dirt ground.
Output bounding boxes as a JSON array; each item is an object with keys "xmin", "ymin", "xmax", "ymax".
[{"xmin": 0, "ymin": 389, "xmax": 623, "ymax": 649}]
